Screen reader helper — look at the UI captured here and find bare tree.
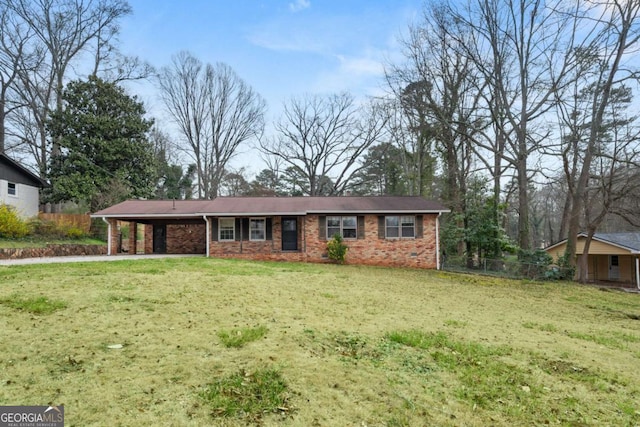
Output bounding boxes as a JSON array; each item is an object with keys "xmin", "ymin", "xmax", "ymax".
[
  {"xmin": 260, "ymin": 92, "xmax": 389, "ymax": 196},
  {"xmin": 451, "ymin": 0, "xmax": 577, "ymax": 250},
  {"xmin": 0, "ymin": 5, "xmax": 33, "ymax": 153},
  {"xmin": 387, "ymin": 1, "xmax": 489, "ymax": 257},
  {"xmin": 4, "ymin": 0, "xmax": 131, "ymax": 174},
  {"xmin": 157, "ymin": 52, "xmax": 266, "ymax": 198},
  {"xmin": 562, "ymin": 0, "xmax": 640, "ymax": 279}
]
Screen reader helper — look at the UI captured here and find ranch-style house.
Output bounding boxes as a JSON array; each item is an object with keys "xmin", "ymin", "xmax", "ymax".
[{"xmin": 92, "ymin": 196, "xmax": 449, "ymax": 269}]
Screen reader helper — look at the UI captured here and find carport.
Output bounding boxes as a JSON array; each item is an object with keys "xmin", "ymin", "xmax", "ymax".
[{"xmin": 92, "ymin": 200, "xmax": 215, "ymax": 256}]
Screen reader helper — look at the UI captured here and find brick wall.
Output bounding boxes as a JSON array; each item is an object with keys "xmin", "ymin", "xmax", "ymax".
[
  {"xmin": 166, "ymin": 224, "xmax": 206, "ymax": 254},
  {"xmin": 206, "ymin": 214, "xmax": 440, "ymax": 269},
  {"xmin": 302, "ymin": 214, "xmax": 438, "ymax": 268}
]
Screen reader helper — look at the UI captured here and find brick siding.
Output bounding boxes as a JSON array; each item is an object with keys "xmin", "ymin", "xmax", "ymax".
[{"xmin": 120, "ymin": 214, "xmax": 440, "ymax": 269}]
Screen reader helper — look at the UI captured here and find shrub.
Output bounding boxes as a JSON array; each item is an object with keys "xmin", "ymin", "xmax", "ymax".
[
  {"xmin": 327, "ymin": 233, "xmax": 348, "ymax": 264},
  {"xmin": 518, "ymin": 249, "xmax": 553, "ymax": 280},
  {"xmin": 0, "ymin": 204, "xmax": 31, "ymax": 238}
]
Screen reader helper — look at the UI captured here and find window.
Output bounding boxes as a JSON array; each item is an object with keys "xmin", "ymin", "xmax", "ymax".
[
  {"xmin": 219, "ymin": 218, "xmax": 235, "ymax": 241},
  {"xmin": 386, "ymin": 216, "xmax": 415, "ymax": 238},
  {"xmin": 250, "ymin": 218, "xmax": 266, "ymax": 241},
  {"xmin": 326, "ymin": 216, "xmax": 357, "ymax": 239},
  {"xmin": 7, "ymin": 182, "xmax": 16, "ymax": 196}
]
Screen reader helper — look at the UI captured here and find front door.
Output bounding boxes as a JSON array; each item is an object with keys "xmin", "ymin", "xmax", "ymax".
[
  {"xmin": 282, "ymin": 217, "xmax": 298, "ymax": 251},
  {"xmin": 609, "ymin": 255, "xmax": 620, "ymax": 280},
  {"xmin": 153, "ymin": 224, "xmax": 167, "ymax": 254}
]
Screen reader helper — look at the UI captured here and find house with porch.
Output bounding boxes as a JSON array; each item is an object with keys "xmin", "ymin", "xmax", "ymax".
[
  {"xmin": 91, "ymin": 196, "xmax": 449, "ymax": 269},
  {"xmin": 0, "ymin": 153, "xmax": 48, "ymax": 218},
  {"xmin": 545, "ymin": 232, "xmax": 640, "ymax": 288}
]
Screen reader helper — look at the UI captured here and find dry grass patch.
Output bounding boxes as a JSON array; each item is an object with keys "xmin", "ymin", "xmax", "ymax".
[{"xmin": 1, "ymin": 258, "xmax": 640, "ymax": 425}]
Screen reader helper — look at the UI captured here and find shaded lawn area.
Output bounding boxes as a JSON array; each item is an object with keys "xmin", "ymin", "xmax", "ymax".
[{"xmin": 1, "ymin": 257, "xmax": 640, "ymax": 426}]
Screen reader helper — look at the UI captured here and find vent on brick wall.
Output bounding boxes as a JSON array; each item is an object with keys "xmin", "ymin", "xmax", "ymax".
[{"xmin": 411, "ymin": 252, "xmax": 418, "ymax": 257}]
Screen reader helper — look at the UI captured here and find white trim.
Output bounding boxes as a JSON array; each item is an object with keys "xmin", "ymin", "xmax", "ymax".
[
  {"xmin": 249, "ymin": 217, "xmax": 266, "ymax": 241},
  {"xmin": 7, "ymin": 182, "xmax": 17, "ymax": 197},
  {"xmin": 384, "ymin": 215, "xmax": 416, "ymax": 239},
  {"xmin": 218, "ymin": 217, "xmax": 235, "ymax": 241},
  {"xmin": 203, "ymin": 215, "xmax": 210, "ymax": 257},
  {"xmin": 327, "ymin": 215, "xmax": 357, "ymax": 240}
]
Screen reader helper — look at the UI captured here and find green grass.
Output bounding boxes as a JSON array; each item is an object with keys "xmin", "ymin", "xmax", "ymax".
[
  {"xmin": 1, "ymin": 257, "xmax": 640, "ymax": 425},
  {"xmin": 199, "ymin": 367, "xmax": 290, "ymax": 421},
  {"xmin": 0, "ymin": 294, "xmax": 67, "ymax": 314},
  {"xmin": 217, "ymin": 325, "xmax": 268, "ymax": 348}
]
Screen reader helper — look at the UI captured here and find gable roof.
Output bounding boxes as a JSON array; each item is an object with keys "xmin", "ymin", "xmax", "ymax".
[
  {"xmin": 591, "ymin": 232, "xmax": 640, "ymax": 252},
  {"xmin": 92, "ymin": 196, "xmax": 449, "ymax": 219},
  {"xmin": 545, "ymin": 232, "xmax": 640, "ymax": 254},
  {"xmin": 0, "ymin": 153, "xmax": 48, "ymax": 188}
]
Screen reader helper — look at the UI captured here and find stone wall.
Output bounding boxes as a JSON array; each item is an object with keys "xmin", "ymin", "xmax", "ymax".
[{"xmin": 0, "ymin": 244, "xmax": 107, "ymax": 259}]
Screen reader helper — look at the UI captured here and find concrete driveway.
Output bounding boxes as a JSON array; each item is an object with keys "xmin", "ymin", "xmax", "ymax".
[{"xmin": 0, "ymin": 254, "xmax": 202, "ymax": 266}]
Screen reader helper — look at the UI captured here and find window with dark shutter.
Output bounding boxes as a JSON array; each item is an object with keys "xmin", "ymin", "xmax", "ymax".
[{"xmin": 378, "ymin": 216, "xmax": 385, "ymax": 238}]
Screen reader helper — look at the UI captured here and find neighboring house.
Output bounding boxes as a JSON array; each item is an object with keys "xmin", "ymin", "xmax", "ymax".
[
  {"xmin": 545, "ymin": 232, "xmax": 640, "ymax": 288},
  {"xmin": 92, "ymin": 196, "xmax": 450, "ymax": 269},
  {"xmin": 0, "ymin": 153, "xmax": 48, "ymax": 218}
]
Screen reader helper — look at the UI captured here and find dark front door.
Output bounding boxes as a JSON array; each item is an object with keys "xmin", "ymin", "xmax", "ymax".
[
  {"xmin": 282, "ymin": 217, "xmax": 298, "ymax": 251},
  {"xmin": 153, "ymin": 224, "xmax": 167, "ymax": 254}
]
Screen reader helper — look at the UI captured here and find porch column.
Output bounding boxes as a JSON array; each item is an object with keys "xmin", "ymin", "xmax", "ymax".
[
  {"xmin": 129, "ymin": 221, "xmax": 137, "ymax": 255},
  {"xmin": 636, "ymin": 257, "xmax": 639, "ymax": 289}
]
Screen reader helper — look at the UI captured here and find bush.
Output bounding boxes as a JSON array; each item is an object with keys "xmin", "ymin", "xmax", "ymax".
[
  {"xmin": 0, "ymin": 204, "xmax": 31, "ymax": 238},
  {"xmin": 28, "ymin": 218, "xmax": 87, "ymax": 239},
  {"xmin": 517, "ymin": 249, "xmax": 553, "ymax": 280},
  {"xmin": 327, "ymin": 234, "xmax": 348, "ymax": 264}
]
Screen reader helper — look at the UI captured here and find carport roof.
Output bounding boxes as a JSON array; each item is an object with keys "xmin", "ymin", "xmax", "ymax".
[{"xmin": 92, "ymin": 196, "xmax": 449, "ymax": 219}]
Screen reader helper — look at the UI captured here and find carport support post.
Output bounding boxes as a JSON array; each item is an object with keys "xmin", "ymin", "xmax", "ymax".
[
  {"xmin": 636, "ymin": 257, "xmax": 639, "ymax": 290},
  {"xmin": 129, "ymin": 221, "xmax": 137, "ymax": 255},
  {"xmin": 203, "ymin": 215, "xmax": 210, "ymax": 257},
  {"xmin": 102, "ymin": 217, "xmax": 112, "ymax": 255}
]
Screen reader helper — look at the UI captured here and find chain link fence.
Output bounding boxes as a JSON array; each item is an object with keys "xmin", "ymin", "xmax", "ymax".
[{"xmin": 441, "ymin": 255, "xmax": 574, "ymax": 281}]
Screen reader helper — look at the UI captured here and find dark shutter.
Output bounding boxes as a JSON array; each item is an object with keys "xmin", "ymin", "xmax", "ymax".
[
  {"xmin": 357, "ymin": 216, "xmax": 365, "ymax": 239},
  {"xmin": 266, "ymin": 218, "xmax": 272, "ymax": 240},
  {"xmin": 416, "ymin": 215, "xmax": 423, "ymax": 238},
  {"xmin": 242, "ymin": 218, "xmax": 250, "ymax": 241},
  {"xmin": 318, "ymin": 216, "xmax": 326, "ymax": 240},
  {"xmin": 378, "ymin": 216, "xmax": 385, "ymax": 239},
  {"xmin": 211, "ymin": 218, "xmax": 218, "ymax": 241},
  {"xmin": 235, "ymin": 218, "xmax": 242, "ymax": 241}
]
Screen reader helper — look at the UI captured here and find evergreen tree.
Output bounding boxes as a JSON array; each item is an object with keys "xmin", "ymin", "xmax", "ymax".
[{"xmin": 47, "ymin": 75, "xmax": 156, "ymax": 211}]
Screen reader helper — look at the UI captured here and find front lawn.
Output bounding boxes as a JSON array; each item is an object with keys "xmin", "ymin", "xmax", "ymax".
[{"xmin": 1, "ymin": 258, "xmax": 639, "ymax": 426}]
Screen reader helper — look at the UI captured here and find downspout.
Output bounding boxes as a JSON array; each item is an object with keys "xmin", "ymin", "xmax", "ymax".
[
  {"xmin": 101, "ymin": 217, "xmax": 112, "ymax": 256},
  {"xmin": 202, "ymin": 215, "xmax": 210, "ymax": 258},
  {"xmin": 636, "ymin": 256, "xmax": 639, "ymax": 290},
  {"xmin": 436, "ymin": 212, "xmax": 441, "ymax": 270}
]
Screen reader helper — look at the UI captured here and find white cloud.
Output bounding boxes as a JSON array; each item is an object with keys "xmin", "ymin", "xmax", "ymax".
[{"xmin": 289, "ymin": 0, "xmax": 310, "ymax": 13}]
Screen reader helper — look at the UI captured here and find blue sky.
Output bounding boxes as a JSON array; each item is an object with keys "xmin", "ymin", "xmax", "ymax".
[{"xmin": 118, "ymin": 0, "xmax": 423, "ymax": 171}]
